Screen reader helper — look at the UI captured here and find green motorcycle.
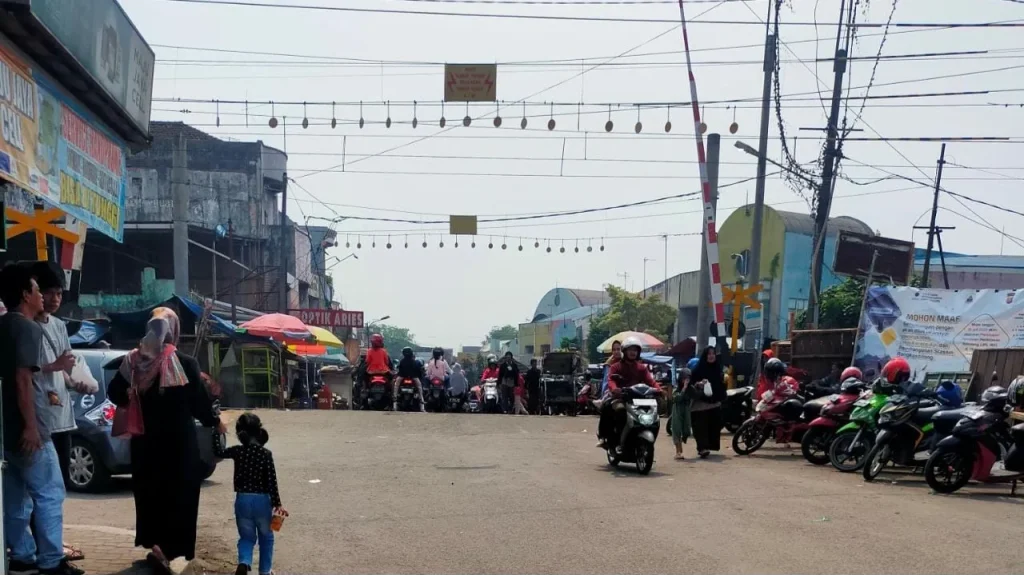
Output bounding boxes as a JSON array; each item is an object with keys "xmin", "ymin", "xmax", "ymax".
[{"xmin": 827, "ymin": 381, "xmax": 896, "ymax": 472}]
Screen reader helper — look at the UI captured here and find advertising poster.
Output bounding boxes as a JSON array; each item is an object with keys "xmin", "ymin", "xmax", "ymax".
[
  {"xmin": 0, "ymin": 47, "xmax": 45, "ymax": 198},
  {"xmin": 853, "ymin": 286, "xmax": 1024, "ymax": 379},
  {"xmin": 33, "ymin": 80, "xmax": 126, "ymax": 242}
]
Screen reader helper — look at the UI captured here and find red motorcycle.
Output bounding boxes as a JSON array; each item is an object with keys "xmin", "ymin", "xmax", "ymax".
[
  {"xmin": 800, "ymin": 379, "xmax": 869, "ymax": 465},
  {"xmin": 425, "ymin": 376, "xmax": 447, "ymax": 412},
  {"xmin": 363, "ymin": 374, "xmax": 392, "ymax": 411},
  {"xmin": 732, "ymin": 392, "xmax": 832, "ymax": 456}
]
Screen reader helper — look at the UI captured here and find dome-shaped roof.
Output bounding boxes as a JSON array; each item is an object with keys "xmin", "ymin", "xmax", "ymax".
[{"xmin": 774, "ymin": 209, "xmax": 873, "ymax": 237}]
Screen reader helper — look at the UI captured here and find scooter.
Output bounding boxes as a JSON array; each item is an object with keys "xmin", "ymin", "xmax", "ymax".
[
  {"xmin": 862, "ymin": 383, "xmax": 945, "ymax": 481},
  {"xmin": 800, "ymin": 378, "xmax": 868, "ymax": 465},
  {"xmin": 924, "ymin": 392, "xmax": 1024, "ymax": 494},
  {"xmin": 363, "ymin": 374, "xmax": 392, "ymax": 411},
  {"xmin": 732, "ymin": 393, "xmax": 831, "ymax": 456},
  {"xmin": 723, "ymin": 386, "xmax": 754, "ymax": 433},
  {"xmin": 828, "ymin": 383, "xmax": 894, "ymax": 472},
  {"xmin": 605, "ymin": 383, "xmax": 661, "ymax": 475},
  {"xmin": 482, "ymin": 378, "xmax": 501, "ymax": 414},
  {"xmin": 425, "ymin": 376, "xmax": 448, "ymax": 413},
  {"xmin": 576, "ymin": 379, "xmax": 600, "ymax": 416},
  {"xmin": 396, "ymin": 377, "xmax": 423, "ymax": 412}
]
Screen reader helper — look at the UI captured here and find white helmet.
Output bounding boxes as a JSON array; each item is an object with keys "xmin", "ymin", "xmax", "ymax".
[
  {"xmin": 487, "ymin": 354, "xmax": 497, "ymax": 364},
  {"xmin": 621, "ymin": 335, "xmax": 644, "ymax": 356}
]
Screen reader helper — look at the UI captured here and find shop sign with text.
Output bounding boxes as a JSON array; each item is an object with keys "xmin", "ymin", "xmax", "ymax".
[
  {"xmin": 0, "ymin": 47, "xmax": 43, "ymax": 197},
  {"xmin": 289, "ymin": 309, "xmax": 365, "ymax": 329}
]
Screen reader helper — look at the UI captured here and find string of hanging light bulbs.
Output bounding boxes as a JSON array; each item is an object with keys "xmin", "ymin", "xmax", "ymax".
[
  {"xmin": 183, "ymin": 98, "xmax": 742, "ymax": 135},
  {"xmin": 338, "ymin": 232, "xmax": 698, "ymax": 252}
]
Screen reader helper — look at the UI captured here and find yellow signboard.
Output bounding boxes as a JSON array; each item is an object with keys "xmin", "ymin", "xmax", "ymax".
[
  {"xmin": 0, "ymin": 47, "xmax": 45, "ymax": 198},
  {"xmin": 444, "ymin": 64, "xmax": 497, "ymax": 102}
]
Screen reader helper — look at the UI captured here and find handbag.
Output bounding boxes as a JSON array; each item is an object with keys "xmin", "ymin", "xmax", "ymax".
[
  {"xmin": 112, "ymin": 379, "xmax": 145, "ymax": 438},
  {"xmin": 702, "ymin": 380, "xmax": 713, "ymax": 398}
]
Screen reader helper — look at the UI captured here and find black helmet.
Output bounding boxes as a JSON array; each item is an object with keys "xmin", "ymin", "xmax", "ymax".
[
  {"xmin": 402, "ymin": 347, "xmax": 413, "ymax": 359},
  {"xmin": 432, "ymin": 347, "xmax": 443, "ymax": 359},
  {"xmin": 981, "ymin": 385, "xmax": 1006, "ymax": 403},
  {"xmin": 764, "ymin": 358, "xmax": 786, "ymax": 380}
]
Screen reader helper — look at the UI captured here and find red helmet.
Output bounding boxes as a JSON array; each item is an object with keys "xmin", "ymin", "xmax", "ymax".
[
  {"xmin": 881, "ymin": 357, "xmax": 911, "ymax": 384},
  {"xmin": 370, "ymin": 333, "xmax": 384, "ymax": 348},
  {"xmin": 840, "ymin": 367, "xmax": 863, "ymax": 381}
]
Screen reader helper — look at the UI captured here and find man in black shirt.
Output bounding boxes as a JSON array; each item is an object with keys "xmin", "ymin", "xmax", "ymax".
[{"xmin": 525, "ymin": 359, "xmax": 542, "ymax": 414}]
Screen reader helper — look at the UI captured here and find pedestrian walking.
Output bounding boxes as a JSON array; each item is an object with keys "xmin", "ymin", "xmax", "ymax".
[
  {"xmin": 669, "ymin": 368, "xmax": 694, "ymax": 460},
  {"xmin": 512, "ymin": 380, "xmax": 529, "ymax": 415},
  {"xmin": 215, "ymin": 413, "xmax": 287, "ymax": 575},
  {"xmin": 689, "ymin": 346, "xmax": 726, "ymax": 459},
  {"xmin": 107, "ymin": 307, "xmax": 223, "ymax": 574},
  {"xmin": 524, "ymin": 359, "xmax": 541, "ymax": 414},
  {"xmin": 1, "ymin": 263, "xmax": 82, "ymax": 575}
]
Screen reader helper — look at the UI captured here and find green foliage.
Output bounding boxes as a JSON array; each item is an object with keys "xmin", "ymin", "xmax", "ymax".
[
  {"xmin": 559, "ymin": 336, "xmax": 581, "ymax": 350},
  {"xmin": 587, "ymin": 324, "xmax": 611, "ymax": 364},
  {"xmin": 795, "ymin": 278, "xmax": 865, "ymax": 330},
  {"xmin": 590, "ymin": 286, "xmax": 677, "ymax": 343},
  {"xmin": 370, "ymin": 323, "xmax": 417, "ymax": 358},
  {"xmin": 484, "ymin": 324, "xmax": 519, "ymax": 345}
]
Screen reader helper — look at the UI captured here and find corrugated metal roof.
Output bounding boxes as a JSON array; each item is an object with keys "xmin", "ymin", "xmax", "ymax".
[
  {"xmin": 532, "ymin": 303, "xmax": 609, "ymax": 325},
  {"xmin": 568, "ymin": 289, "xmax": 610, "ymax": 307},
  {"xmin": 774, "ymin": 209, "xmax": 873, "ymax": 236},
  {"xmin": 914, "ymin": 253, "xmax": 1024, "ymax": 270}
]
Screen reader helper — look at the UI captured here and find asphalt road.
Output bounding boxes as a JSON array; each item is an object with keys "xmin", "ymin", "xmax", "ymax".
[{"xmin": 67, "ymin": 410, "xmax": 1024, "ymax": 574}]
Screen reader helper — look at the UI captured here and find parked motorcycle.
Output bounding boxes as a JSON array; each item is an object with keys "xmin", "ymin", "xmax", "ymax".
[
  {"xmin": 801, "ymin": 378, "xmax": 868, "ymax": 465},
  {"xmin": 862, "ymin": 383, "xmax": 945, "ymax": 481},
  {"xmin": 723, "ymin": 386, "xmax": 754, "ymax": 433},
  {"xmin": 605, "ymin": 383, "xmax": 661, "ymax": 475},
  {"xmin": 425, "ymin": 376, "xmax": 448, "ymax": 413},
  {"xmin": 363, "ymin": 374, "xmax": 392, "ymax": 411},
  {"xmin": 923, "ymin": 392, "xmax": 1024, "ymax": 494},
  {"xmin": 396, "ymin": 377, "xmax": 423, "ymax": 412},
  {"xmin": 731, "ymin": 393, "xmax": 830, "ymax": 456},
  {"xmin": 828, "ymin": 381, "xmax": 895, "ymax": 472},
  {"xmin": 576, "ymin": 380, "xmax": 600, "ymax": 416},
  {"xmin": 482, "ymin": 377, "xmax": 501, "ymax": 414}
]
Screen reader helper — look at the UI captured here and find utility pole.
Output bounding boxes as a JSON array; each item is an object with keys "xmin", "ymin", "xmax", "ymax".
[
  {"xmin": 921, "ymin": 143, "xmax": 947, "ymax": 288},
  {"xmin": 228, "ymin": 218, "xmax": 238, "ymax": 323},
  {"xmin": 279, "ymin": 118, "xmax": 289, "ymax": 313},
  {"xmin": 662, "ymin": 234, "xmax": 668, "ymax": 298},
  {"xmin": 748, "ymin": 15, "xmax": 777, "ymax": 344},
  {"xmin": 172, "ymin": 133, "xmax": 190, "ymax": 297},
  {"xmin": 617, "ymin": 272, "xmax": 629, "ymax": 290},
  {"xmin": 696, "ymin": 133, "xmax": 721, "ymax": 346},
  {"xmin": 809, "ymin": 1, "xmax": 850, "ymax": 328},
  {"xmin": 211, "ymin": 234, "xmax": 217, "ymax": 301},
  {"xmin": 643, "ymin": 257, "xmax": 656, "ymax": 294}
]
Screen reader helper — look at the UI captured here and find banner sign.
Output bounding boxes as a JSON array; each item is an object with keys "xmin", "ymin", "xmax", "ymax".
[
  {"xmin": 853, "ymin": 286, "xmax": 1024, "ymax": 379},
  {"xmin": 444, "ymin": 64, "xmax": 497, "ymax": 102},
  {"xmin": 289, "ymin": 309, "xmax": 365, "ymax": 329},
  {"xmin": 29, "ymin": 0, "xmax": 155, "ymax": 135},
  {"xmin": 0, "ymin": 48, "xmax": 43, "ymax": 198}
]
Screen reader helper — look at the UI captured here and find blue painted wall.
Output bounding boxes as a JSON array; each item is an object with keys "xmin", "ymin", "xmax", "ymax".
[{"xmin": 779, "ymin": 232, "xmax": 844, "ymax": 335}]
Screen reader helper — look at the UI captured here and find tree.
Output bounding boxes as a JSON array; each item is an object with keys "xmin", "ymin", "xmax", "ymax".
[
  {"xmin": 559, "ymin": 336, "xmax": 581, "ymax": 350},
  {"xmin": 587, "ymin": 324, "xmax": 611, "ymax": 363},
  {"xmin": 795, "ymin": 277, "xmax": 864, "ymax": 330},
  {"xmin": 590, "ymin": 286, "xmax": 677, "ymax": 343},
  {"xmin": 483, "ymin": 324, "xmax": 518, "ymax": 346},
  {"xmin": 369, "ymin": 323, "xmax": 417, "ymax": 358}
]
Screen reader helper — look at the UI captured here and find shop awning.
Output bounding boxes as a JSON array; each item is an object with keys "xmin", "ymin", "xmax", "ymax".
[{"xmin": 640, "ymin": 352, "xmax": 675, "ymax": 365}]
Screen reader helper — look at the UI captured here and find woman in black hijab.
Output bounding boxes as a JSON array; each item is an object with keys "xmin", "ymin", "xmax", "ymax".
[{"xmin": 688, "ymin": 346, "xmax": 727, "ymax": 458}]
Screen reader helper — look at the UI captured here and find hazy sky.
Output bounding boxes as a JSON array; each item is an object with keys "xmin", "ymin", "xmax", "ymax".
[{"xmin": 121, "ymin": 0, "xmax": 1024, "ymax": 348}]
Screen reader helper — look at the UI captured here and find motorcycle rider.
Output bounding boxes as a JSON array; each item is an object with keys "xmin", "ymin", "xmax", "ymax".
[
  {"xmin": 597, "ymin": 336, "xmax": 659, "ymax": 451},
  {"xmin": 396, "ymin": 347, "xmax": 427, "ymax": 412},
  {"xmin": 479, "ymin": 354, "xmax": 501, "ymax": 381},
  {"xmin": 364, "ymin": 334, "xmax": 393, "ymax": 393},
  {"xmin": 760, "ymin": 358, "xmax": 799, "ymax": 407},
  {"xmin": 424, "ymin": 347, "xmax": 452, "ymax": 388},
  {"xmin": 880, "ymin": 356, "xmax": 912, "ymax": 390}
]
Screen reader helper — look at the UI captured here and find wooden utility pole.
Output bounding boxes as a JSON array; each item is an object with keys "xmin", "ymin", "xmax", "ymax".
[{"xmin": 921, "ymin": 143, "xmax": 947, "ymax": 288}]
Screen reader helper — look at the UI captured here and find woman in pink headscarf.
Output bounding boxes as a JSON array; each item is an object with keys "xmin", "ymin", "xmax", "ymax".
[{"xmin": 108, "ymin": 307, "xmax": 223, "ymax": 573}]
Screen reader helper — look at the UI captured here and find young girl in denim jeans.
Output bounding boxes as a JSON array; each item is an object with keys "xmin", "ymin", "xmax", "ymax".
[{"xmin": 216, "ymin": 413, "xmax": 287, "ymax": 575}]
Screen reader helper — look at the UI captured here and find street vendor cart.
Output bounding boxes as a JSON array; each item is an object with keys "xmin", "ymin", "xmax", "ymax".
[{"xmin": 541, "ymin": 351, "xmax": 581, "ymax": 416}]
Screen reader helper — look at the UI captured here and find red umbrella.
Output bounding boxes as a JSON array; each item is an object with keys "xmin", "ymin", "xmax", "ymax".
[{"xmin": 239, "ymin": 313, "xmax": 313, "ymax": 344}]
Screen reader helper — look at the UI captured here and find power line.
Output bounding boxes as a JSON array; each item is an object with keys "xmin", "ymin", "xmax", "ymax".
[{"xmin": 159, "ymin": 0, "xmax": 1024, "ymax": 27}]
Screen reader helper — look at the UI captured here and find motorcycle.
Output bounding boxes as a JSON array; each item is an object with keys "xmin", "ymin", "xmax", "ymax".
[
  {"xmin": 482, "ymin": 377, "xmax": 501, "ymax": 414},
  {"xmin": 396, "ymin": 377, "xmax": 423, "ymax": 412},
  {"xmin": 732, "ymin": 392, "xmax": 831, "ymax": 456},
  {"xmin": 363, "ymin": 374, "xmax": 392, "ymax": 411},
  {"xmin": 828, "ymin": 382, "xmax": 895, "ymax": 472},
  {"xmin": 605, "ymin": 383, "xmax": 661, "ymax": 475},
  {"xmin": 425, "ymin": 376, "xmax": 448, "ymax": 413},
  {"xmin": 924, "ymin": 392, "xmax": 1024, "ymax": 494},
  {"xmin": 800, "ymin": 378, "xmax": 868, "ymax": 465},
  {"xmin": 723, "ymin": 386, "xmax": 754, "ymax": 433},
  {"xmin": 862, "ymin": 383, "xmax": 948, "ymax": 481},
  {"xmin": 576, "ymin": 380, "xmax": 600, "ymax": 416}
]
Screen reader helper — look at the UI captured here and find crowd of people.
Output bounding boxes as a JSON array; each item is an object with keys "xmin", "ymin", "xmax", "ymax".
[{"xmin": 1, "ymin": 262, "xmax": 284, "ymax": 575}]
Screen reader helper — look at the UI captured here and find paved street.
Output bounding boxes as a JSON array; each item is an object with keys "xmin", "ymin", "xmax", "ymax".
[{"xmin": 66, "ymin": 410, "xmax": 1024, "ymax": 575}]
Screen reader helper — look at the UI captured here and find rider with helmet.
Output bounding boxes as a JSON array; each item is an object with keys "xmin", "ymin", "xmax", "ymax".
[
  {"xmin": 841, "ymin": 367, "xmax": 863, "ymax": 382},
  {"xmin": 760, "ymin": 357, "xmax": 799, "ymax": 407},
  {"xmin": 395, "ymin": 347, "xmax": 427, "ymax": 412},
  {"xmin": 424, "ymin": 347, "xmax": 452, "ymax": 386},
  {"xmin": 597, "ymin": 336, "xmax": 659, "ymax": 449}
]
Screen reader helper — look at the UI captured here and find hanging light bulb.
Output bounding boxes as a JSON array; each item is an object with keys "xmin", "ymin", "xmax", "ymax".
[
  {"xmin": 463, "ymin": 102, "xmax": 471, "ymax": 127},
  {"xmin": 215, "ymin": 99, "xmax": 220, "ymax": 127},
  {"xmin": 520, "ymin": 102, "xmax": 528, "ymax": 129},
  {"xmin": 345, "ymin": 235, "xmax": 350, "ymax": 248},
  {"xmin": 268, "ymin": 101, "xmax": 278, "ymax": 128},
  {"xmin": 412, "ymin": 101, "xmax": 419, "ymax": 129},
  {"xmin": 587, "ymin": 245, "xmax": 593, "ymax": 253},
  {"xmin": 488, "ymin": 238, "xmax": 494, "ymax": 249},
  {"xmin": 560, "ymin": 244, "xmax": 566, "ymax": 253},
  {"xmin": 440, "ymin": 102, "xmax": 447, "ymax": 128},
  {"xmin": 534, "ymin": 240, "xmax": 540, "ymax": 248},
  {"xmin": 385, "ymin": 101, "xmax": 392, "ymax": 128},
  {"xmin": 634, "ymin": 105, "xmax": 642, "ymax": 134},
  {"xmin": 372, "ymin": 237, "xmax": 376, "ymax": 248},
  {"xmin": 404, "ymin": 236, "xmax": 409, "ymax": 248},
  {"xmin": 605, "ymin": 104, "xmax": 613, "ymax": 133},
  {"xmin": 664, "ymin": 105, "xmax": 672, "ymax": 133},
  {"xmin": 331, "ymin": 102, "xmax": 337, "ymax": 129},
  {"xmin": 359, "ymin": 101, "xmax": 364, "ymax": 129},
  {"xmin": 302, "ymin": 101, "xmax": 309, "ymax": 129},
  {"xmin": 547, "ymin": 102, "xmax": 556, "ymax": 131},
  {"xmin": 501, "ymin": 238, "xmax": 507, "ymax": 250},
  {"xmin": 494, "ymin": 101, "xmax": 502, "ymax": 128},
  {"xmin": 471, "ymin": 240, "xmax": 476, "ymax": 248},
  {"xmin": 439, "ymin": 239, "xmax": 444, "ymax": 248},
  {"xmin": 357, "ymin": 237, "xmax": 362, "ymax": 249},
  {"xmin": 729, "ymin": 105, "xmax": 739, "ymax": 134},
  {"xmin": 574, "ymin": 240, "xmax": 579, "ymax": 253},
  {"xmin": 386, "ymin": 235, "xmax": 392, "ymax": 249},
  {"xmin": 518, "ymin": 239, "xmax": 523, "ymax": 251},
  {"xmin": 422, "ymin": 236, "xmax": 428, "ymax": 248},
  {"xmin": 699, "ymin": 122, "xmax": 707, "ymax": 134}
]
